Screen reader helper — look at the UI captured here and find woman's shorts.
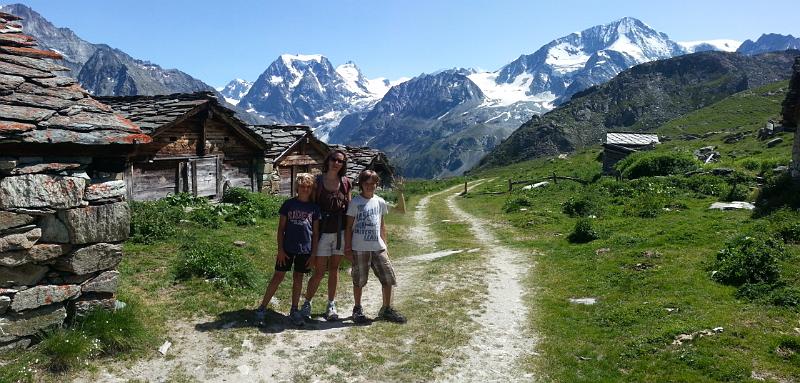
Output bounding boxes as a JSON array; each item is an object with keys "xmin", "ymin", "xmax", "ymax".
[
  {"xmin": 275, "ymin": 252, "xmax": 311, "ymax": 273},
  {"xmin": 317, "ymin": 232, "xmax": 345, "ymax": 257}
]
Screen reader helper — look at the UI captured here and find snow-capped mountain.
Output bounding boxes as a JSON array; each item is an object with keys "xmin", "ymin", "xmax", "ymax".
[
  {"xmin": 737, "ymin": 34, "xmax": 800, "ymax": 55},
  {"xmin": 217, "ymin": 79, "xmax": 253, "ymax": 106},
  {"xmin": 678, "ymin": 39, "xmax": 741, "ymax": 53},
  {"xmin": 491, "ymin": 17, "xmax": 687, "ymax": 105},
  {"xmin": 238, "ymin": 54, "xmax": 402, "ymax": 140}
]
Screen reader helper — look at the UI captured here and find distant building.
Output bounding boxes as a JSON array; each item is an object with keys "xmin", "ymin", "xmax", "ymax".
[
  {"xmin": 247, "ymin": 125, "xmax": 329, "ymax": 196},
  {"xmin": 329, "ymin": 144, "xmax": 396, "ymax": 187},
  {"xmin": 602, "ymin": 132, "xmax": 660, "ymax": 175},
  {"xmin": 97, "ymin": 92, "xmax": 268, "ymax": 201}
]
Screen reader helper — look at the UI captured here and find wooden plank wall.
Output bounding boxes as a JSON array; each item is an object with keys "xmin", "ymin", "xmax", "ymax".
[
  {"xmin": 205, "ymin": 116, "xmax": 259, "ymax": 159},
  {"xmin": 223, "ymin": 159, "xmax": 253, "ymax": 191},
  {"xmin": 130, "ymin": 160, "xmax": 180, "ymax": 201},
  {"xmin": 193, "ymin": 157, "xmax": 218, "ymax": 197}
]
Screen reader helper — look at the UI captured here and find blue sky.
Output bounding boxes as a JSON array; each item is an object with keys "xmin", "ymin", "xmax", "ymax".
[{"xmin": 4, "ymin": 1, "xmax": 798, "ymax": 87}]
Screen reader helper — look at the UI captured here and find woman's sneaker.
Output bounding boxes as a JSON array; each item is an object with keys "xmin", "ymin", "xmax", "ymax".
[
  {"xmin": 352, "ymin": 305, "xmax": 367, "ymax": 324},
  {"xmin": 324, "ymin": 301, "xmax": 339, "ymax": 321},
  {"xmin": 300, "ymin": 300, "xmax": 312, "ymax": 320},
  {"xmin": 378, "ymin": 306, "xmax": 407, "ymax": 324},
  {"xmin": 289, "ymin": 308, "xmax": 304, "ymax": 326}
]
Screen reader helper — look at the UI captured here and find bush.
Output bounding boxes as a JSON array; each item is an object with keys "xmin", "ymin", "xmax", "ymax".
[
  {"xmin": 221, "ymin": 187, "xmax": 252, "ymax": 204},
  {"xmin": 755, "ymin": 171, "xmax": 800, "ymax": 214},
  {"xmin": 38, "ymin": 328, "xmax": 99, "ymax": 372},
  {"xmin": 78, "ymin": 303, "xmax": 149, "ymax": 354},
  {"xmin": 624, "ymin": 192, "xmax": 666, "ymax": 218},
  {"xmin": 568, "ymin": 218, "xmax": 599, "ymax": 243},
  {"xmin": 172, "ymin": 241, "xmax": 260, "ymax": 288},
  {"xmin": 188, "ymin": 205, "xmax": 224, "ymax": 229},
  {"xmin": 720, "ymin": 183, "xmax": 750, "ymax": 202},
  {"xmin": 684, "ymin": 175, "xmax": 727, "ymax": 196},
  {"xmin": 163, "ymin": 192, "xmax": 209, "ymax": 208},
  {"xmin": 562, "ymin": 193, "xmax": 603, "ymax": 217},
  {"xmin": 615, "ymin": 151, "xmax": 697, "ymax": 179},
  {"xmin": 503, "ymin": 195, "xmax": 534, "ymax": 213},
  {"xmin": 222, "ymin": 187, "xmax": 283, "ymax": 221},
  {"xmin": 129, "ymin": 200, "xmax": 184, "ymax": 244},
  {"xmin": 711, "ymin": 234, "xmax": 787, "ymax": 286}
]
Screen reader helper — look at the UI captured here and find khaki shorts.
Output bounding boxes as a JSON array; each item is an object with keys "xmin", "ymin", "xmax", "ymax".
[
  {"xmin": 317, "ymin": 232, "xmax": 345, "ymax": 257},
  {"xmin": 352, "ymin": 250, "xmax": 397, "ymax": 288}
]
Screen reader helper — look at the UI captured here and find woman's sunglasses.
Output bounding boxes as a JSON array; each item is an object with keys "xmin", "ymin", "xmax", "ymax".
[{"xmin": 330, "ymin": 159, "xmax": 346, "ymax": 164}]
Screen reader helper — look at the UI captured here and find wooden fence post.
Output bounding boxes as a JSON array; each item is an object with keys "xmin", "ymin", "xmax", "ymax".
[
  {"xmin": 508, "ymin": 178, "xmax": 512, "ymax": 192},
  {"xmin": 552, "ymin": 172, "xmax": 557, "ymax": 184},
  {"xmin": 464, "ymin": 180, "xmax": 468, "ymax": 195}
]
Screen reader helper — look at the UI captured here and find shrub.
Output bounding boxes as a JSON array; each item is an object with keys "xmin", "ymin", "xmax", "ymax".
[
  {"xmin": 78, "ymin": 303, "xmax": 149, "ymax": 354},
  {"xmin": 503, "ymin": 195, "xmax": 534, "ymax": 213},
  {"xmin": 615, "ymin": 151, "xmax": 697, "ymax": 179},
  {"xmin": 684, "ymin": 175, "xmax": 727, "ymax": 196},
  {"xmin": 562, "ymin": 192, "xmax": 604, "ymax": 217},
  {"xmin": 188, "ymin": 206, "xmax": 224, "ymax": 229},
  {"xmin": 221, "ymin": 187, "xmax": 252, "ymax": 204},
  {"xmin": 172, "ymin": 241, "xmax": 260, "ymax": 288},
  {"xmin": 711, "ymin": 234, "xmax": 787, "ymax": 286},
  {"xmin": 755, "ymin": 171, "xmax": 800, "ymax": 214},
  {"xmin": 720, "ymin": 183, "xmax": 750, "ymax": 202},
  {"xmin": 38, "ymin": 328, "xmax": 99, "ymax": 372},
  {"xmin": 568, "ymin": 218, "xmax": 599, "ymax": 243},
  {"xmin": 163, "ymin": 192, "xmax": 209, "ymax": 208},
  {"xmin": 222, "ymin": 187, "xmax": 283, "ymax": 221},
  {"xmin": 624, "ymin": 192, "xmax": 666, "ymax": 218},
  {"xmin": 129, "ymin": 200, "xmax": 184, "ymax": 244}
]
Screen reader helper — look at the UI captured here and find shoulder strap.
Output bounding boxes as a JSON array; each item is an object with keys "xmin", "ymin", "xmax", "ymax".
[{"xmin": 341, "ymin": 176, "xmax": 351, "ymax": 195}]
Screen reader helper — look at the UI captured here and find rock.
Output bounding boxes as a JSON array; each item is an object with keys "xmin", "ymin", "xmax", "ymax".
[
  {"xmin": 39, "ymin": 214, "xmax": 69, "ymax": 243},
  {"xmin": 0, "ymin": 304, "xmax": 66, "ymax": 337},
  {"xmin": 0, "ymin": 211, "xmax": 33, "ymax": 231},
  {"xmin": 0, "ymin": 228, "xmax": 41, "ymax": 252},
  {"xmin": 0, "ymin": 295, "xmax": 9, "ymax": 314},
  {"xmin": 84, "ymin": 180, "xmax": 126, "ymax": 201},
  {"xmin": 233, "ymin": 240, "xmax": 247, "ymax": 247},
  {"xmin": 522, "ymin": 181, "xmax": 549, "ymax": 190},
  {"xmin": 595, "ymin": 248, "xmax": 611, "ymax": 255},
  {"xmin": 54, "ymin": 243, "xmax": 123, "ymax": 275},
  {"xmin": 0, "ymin": 174, "xmax": 86, "ymax": 209},
  {"xmin": 767, "ymin": 137, "xmax": 783, "ymax": 147},
  {"xmin": 709, "ymin": 202, "xmax": 756, "ymax": 210},
  {"xmin": 711, "ymin": 168, "xmax": 734, "ymax": 176},
  {"xmin": 569, "ymin": 297, "xmax": 597, "ymax": 305},
  {"xmin": 81, "ymin": 270, "xmax": 119, "ymax": 293},
  {"xmin": 0, "ymin": 158, "xmax": 16, "ymax": 173},
  {"xmin": 694, "ymin": 146, "xmax": 720, "ymax": 163},
  {"xmin": 0, "ymin": 337, "xmax": 31, "ymax": 352},
  {"xmin": 69, "ymin": 295, "xmax": 115, "ymax": 316},
  {"xmin": 8, "ymin": 162, "xmax": 82, "ymax": 175},
  {"xmin": 59, "ymin": 202, "xmax": 130, "ymax": 244},
  {"xmin": 10, "ymin": 284, "xmax": 80, "ymax": 312},
  {"xmin": 0, "ymin": 243, "xmax": 71, "ymax": 267}
]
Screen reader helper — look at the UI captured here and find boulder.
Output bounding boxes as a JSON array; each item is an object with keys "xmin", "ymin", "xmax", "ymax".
[
  {"xmin": 767, "ymin": 137, "xmax": 783, "ymax": 147},
  {"xmin": 709, "ymin": 201, "xmax": 756, "ymax": 210},
  {"xmin": 0, "ymin": 228, "xmax": 41, "ymax": 252},
  {"xmin": 84, "ymin": 180, "xmax": 126, "ymax": 201},
  {"xmin": 0, "ymin": 211, "xmax": 33, "ymax": 231},
  {"xmin": 0, "ymin": 337, "xmax": 32, "ymax": 352},
  {"xmin": 0, "ymin": 304, "xmax": 66, "ymax": 338},
  {"xmin": 59, "ymin": 202, "xmax": 130, "ymax": 244},
  {"xmin": 39, "ymin": 214, "xmax": 69, "ymax": 243},
  {"xmin": 8, "ymin": 162, "xmax": 82, "ymax": 175},
  {"xmin": 0, "ymin": 263, "xmax": 48, "ymax": 287},
  {"xmin": 0, "ymin": 174, "xmax": 86, "ymax": 209},
  {"xmin": 0, "ymin": 295, "xmax": 9, "ymax": 314},
  {"xmin": 69, "ymin": 294, "xmax": 115, "ymax": 316},
  {"xmin": 54, "ymin": 243, "xmax": 123, "ymax": 275},
  {"xmin": 10, "ymin": 284, "xmax": 80, "ymax": 312},
  {"xmin": 0, "ymin": 243, "xmax": 70, "ymax": 267},
  {"xmin": 81, "ymin": 270, "xmax": 119, "ymax": 293},
  {"xmin": 0, "ymin": 158, "xmax": 16, "ymax": 173}
]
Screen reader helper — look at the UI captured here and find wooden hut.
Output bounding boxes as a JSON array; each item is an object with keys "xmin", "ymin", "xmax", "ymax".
[
  {"xmin": 329, "ymin": 144, "xmax": 396, "ymax": 187},
  {"xmin": 96, "ymin": 92, "xmax": 268, "ymax": 201},
  {"xmin": 602, "ymin": 132, "xmax": 659, "ymax": 175},
  {"xmin": 246, "ymin": 125, "xmax": 329, "ymax": 196},
  {"xmin": 0, "ymin": 11, "xmax": 151, "ymax": 350}
]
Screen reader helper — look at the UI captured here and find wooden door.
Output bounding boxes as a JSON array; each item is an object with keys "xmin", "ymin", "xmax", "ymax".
[{"xmin": 191, "ymin": 156, "xmax": 219, "ymax": 198}]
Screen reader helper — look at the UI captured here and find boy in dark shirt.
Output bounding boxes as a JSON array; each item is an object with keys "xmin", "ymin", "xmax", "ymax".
[{"xmin": 256, "ymin": 173, "xmax": 321, "ymax": 326}]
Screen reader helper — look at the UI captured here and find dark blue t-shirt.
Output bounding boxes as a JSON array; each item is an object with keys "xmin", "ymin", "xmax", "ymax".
[{"xmin": 279, "ymin": 198, "xmax": 321, "ymax": 254}]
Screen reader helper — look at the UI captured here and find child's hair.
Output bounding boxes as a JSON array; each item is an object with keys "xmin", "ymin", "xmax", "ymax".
[
  {"xmin": 294, "ymin": 173, "xmax": 315, "ymax": 194},
  {"xmin": 358, "ymin": 170, "xmax": 379, "ymax": 189}
]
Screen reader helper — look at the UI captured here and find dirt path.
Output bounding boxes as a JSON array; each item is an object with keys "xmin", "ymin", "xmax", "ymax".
[{"xmin": 434, "ymin": 182, "xmax": 538, "ymax": 382}]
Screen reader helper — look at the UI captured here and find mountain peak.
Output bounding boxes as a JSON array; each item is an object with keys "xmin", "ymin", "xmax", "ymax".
[{"xmin": 279, "ymin": 53, "xmax": 325, "ymax": 65}]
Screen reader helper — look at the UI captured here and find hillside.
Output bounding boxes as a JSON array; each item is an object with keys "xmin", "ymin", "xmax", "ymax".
[{"xmin": 478, "ymin": 50, "xmax": 799, "ymax": 169}]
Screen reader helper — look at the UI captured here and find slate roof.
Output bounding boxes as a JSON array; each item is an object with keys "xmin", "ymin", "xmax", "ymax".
[
  {"xmin": 247, "ymin": 124, "xmax": 317, "ymax": 160},
  {"xmin": 329, "ymin": 144, "xmax": 393, "ymax": 181},
  {"xmin": 0, "ymin": 12, "xmax": 150, "ymax": 146},
  {"xmin": 604, "ymin": 132, "xmax": 660, "ymax": 146},
  {"xmin": 95, "ymin": 92, "xmax": 223, "ymax": 135}
]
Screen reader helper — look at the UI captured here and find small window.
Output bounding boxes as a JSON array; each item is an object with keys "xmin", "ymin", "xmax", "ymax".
[
  {"xmin": 224, "ymin": 137, "xmax": 230, "ymax": 142},
  {"xmin": 169, "ymin": 136, "xmax": 177, "ymax": 142}
]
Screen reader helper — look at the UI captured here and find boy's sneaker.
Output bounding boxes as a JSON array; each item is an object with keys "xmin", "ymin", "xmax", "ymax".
[
  {"xmin": 255, "ymin": 305, "xmax": 267, "ymax": 322},
  {"xmin": 352, "ymin": 305, "xmax": 368, "ymax": 324},
  {"xmin": 378, "ymin": 306, "xmax": 407, "ymax": 324},
  {"xmin": 324, "ymin": 301, "xmax": 339, "ymax": 321},
  {"xmin": 289, "ymin": 308, "xmax": 304, "ymax": 327},
  {"xmin": 300, "ymin": 300, "xmax": 312, "ymax": 320}
]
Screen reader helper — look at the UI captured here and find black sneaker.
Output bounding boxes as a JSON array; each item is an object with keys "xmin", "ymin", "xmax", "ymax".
[
  {"xmin": 352, "ymin": 305, "xmax": 368, "ymax": 324},
  {"xmin": 378, "ymin": 306, "xmax": 407, "ymax": 324}
]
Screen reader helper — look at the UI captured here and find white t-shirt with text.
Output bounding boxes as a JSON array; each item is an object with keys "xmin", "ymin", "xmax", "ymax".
[{"xmin": 346, "ymin": 194, "xmax": 389, "ymax": 251}]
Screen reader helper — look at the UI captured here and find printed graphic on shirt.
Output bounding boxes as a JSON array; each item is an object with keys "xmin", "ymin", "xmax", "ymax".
[{"xmin": 354, "ymin": 204, "xmax": 381, "ymax": 242}]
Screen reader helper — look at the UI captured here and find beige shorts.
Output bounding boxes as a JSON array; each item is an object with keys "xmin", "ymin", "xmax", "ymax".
[
  {"xmin": 317, "ymin": 232, "xmax": 345, "ymax": 257},
  {"xmin": 352, "ymin": 250, "xmax": 397, "ymax": 288}
]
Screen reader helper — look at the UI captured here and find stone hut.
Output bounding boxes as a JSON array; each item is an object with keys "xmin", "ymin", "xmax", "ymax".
[
  {"xmin": 602, "ymin": 132, "xmax": 659, "ymax": 175},
  {"xmin": 96, "ymin": 92, "xmax": 268, "ymax": 201},
  {"xmin": 247, "ymin": 125, "xmax": 329, "ymax": 196},
  {"xmin": 0, "ymin": 12, "xmax": 151, "ymax": 350},
  {"xmin": 329, "ymin": 144, "xmax": 396, "ymax": 187},
  {"xmin": 782, "ymin": 56, "xmax": 800, "ymax": 181}
]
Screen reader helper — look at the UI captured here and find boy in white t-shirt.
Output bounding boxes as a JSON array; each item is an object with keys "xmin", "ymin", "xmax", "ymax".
[{"xmin": 344, "ymin": 170, "xmax": 406, "ymax": 324}]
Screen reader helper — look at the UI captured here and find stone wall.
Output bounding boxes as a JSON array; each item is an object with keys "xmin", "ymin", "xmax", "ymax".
[{"xmin": 0, "ymin": 156, "xmax": 128, "ymax": 351}]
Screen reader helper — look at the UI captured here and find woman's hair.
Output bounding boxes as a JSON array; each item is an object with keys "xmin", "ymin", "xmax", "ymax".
[
  {"xmin": 358, "ymin": 170, "xmax": 379, "ymax": 188},
  {"xmin": 322, "ymin": 149, "xmax": 348, "ymax": 178},
  {"xmin": 294, "ymin": 172, "xmax": 315, "ymax": 194}
]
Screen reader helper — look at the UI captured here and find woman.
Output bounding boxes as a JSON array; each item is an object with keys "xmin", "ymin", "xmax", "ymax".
[{"xmin": 300, "ymin": 149, "xmax": 351, "ymax": 321}]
